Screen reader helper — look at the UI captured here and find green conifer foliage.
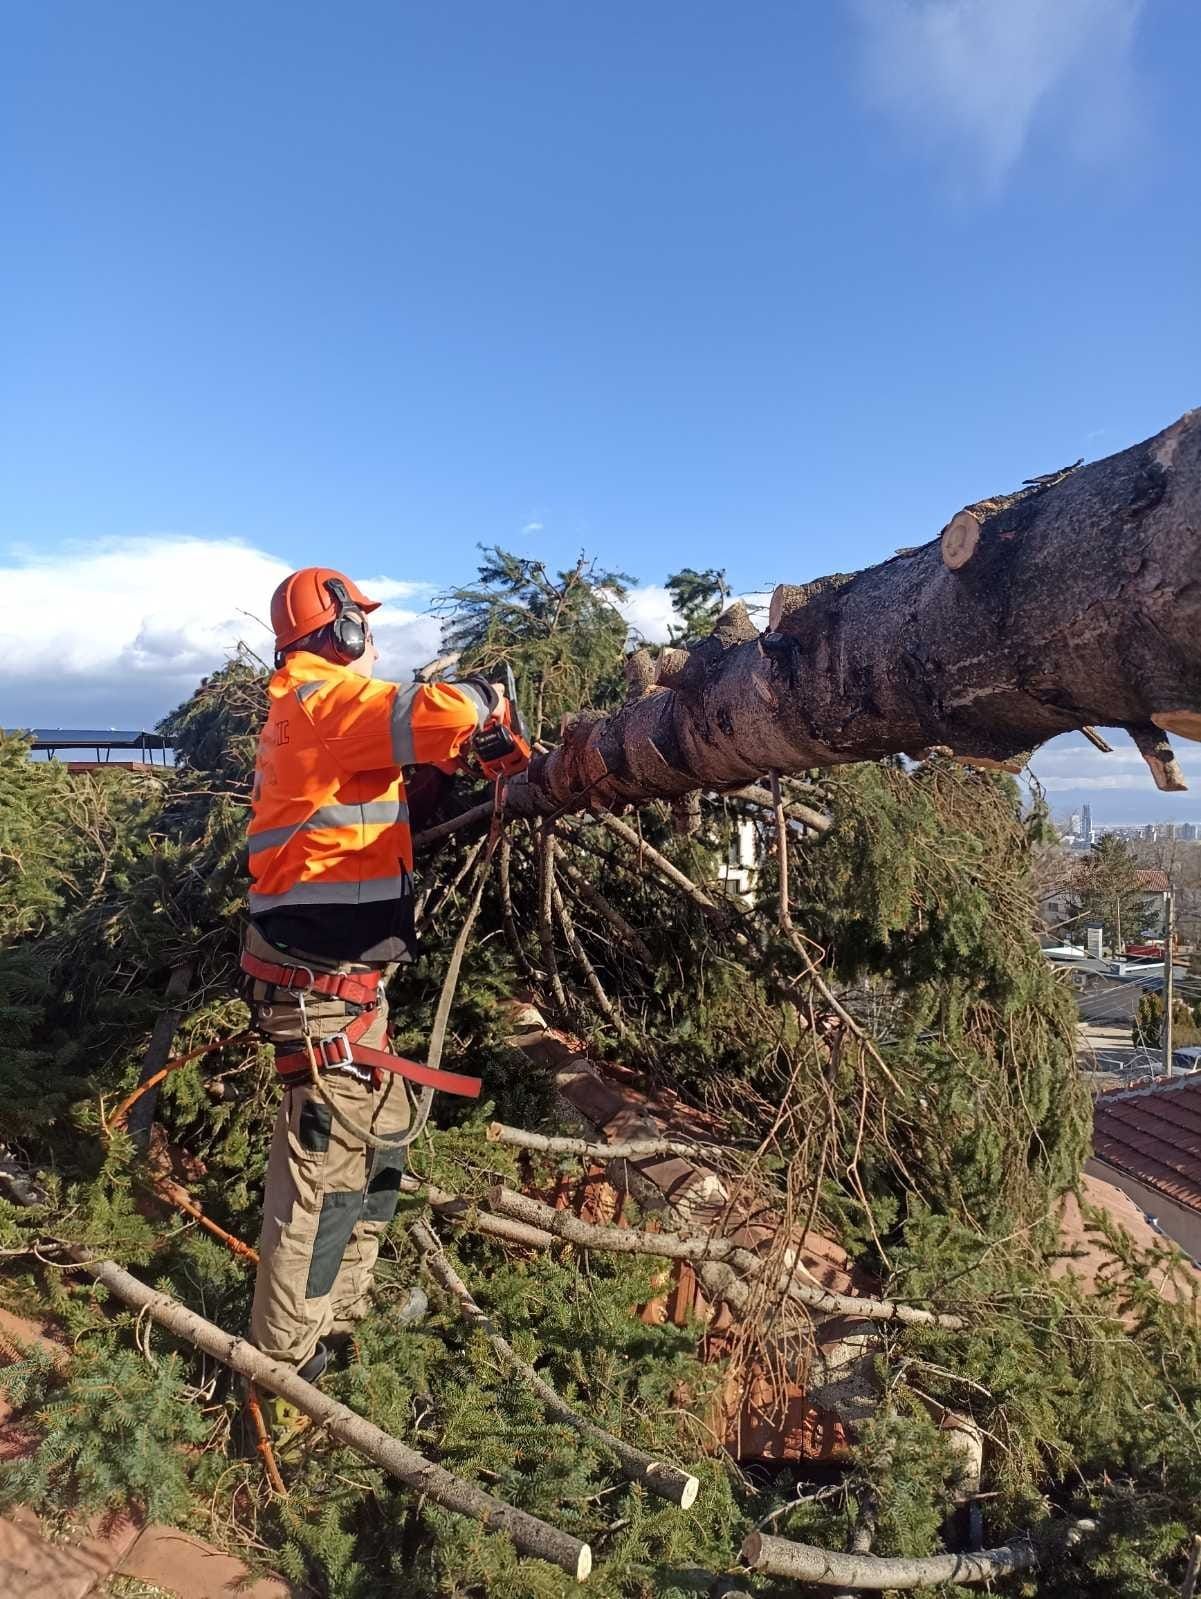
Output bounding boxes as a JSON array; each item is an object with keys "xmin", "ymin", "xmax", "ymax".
[
  {"xmin": 3, "ymin": 554, "xmax": 1201, "ymax": 1595},
  {"xmin": 1071, "ymin": 835, "xmax": 1156, "ymax": 952}
]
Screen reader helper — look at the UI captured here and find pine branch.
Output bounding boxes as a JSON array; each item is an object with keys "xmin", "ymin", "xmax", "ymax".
[
  {"xmin": 740, "ymin": 1518, "xmax": 1099, "ymax": 1589},
  {"xmin": 556, "ymin": 853, "xmax": 655, "ymax": 966},
  {"xmin": 411, "ymin": 1219, "xmax": 699, "ymax": 1507},
  {"xmin": 536, "ymin": 822, "xmax": 571, "ymax": 1016},
  {"xmin": 550, "ymin": 873, "xmax": 635, "ymax": 1043},
  {"xmin": 57, "ymin": 1243, "xmax": 593, "ymax": 1580},
  {"xmin": 487, "ymin": 1186, "xmax": 966, "ymax": 1329}
]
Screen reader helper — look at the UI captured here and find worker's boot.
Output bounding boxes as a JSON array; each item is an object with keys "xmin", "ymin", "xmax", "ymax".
[{"xmin": 258, "ymin": 1342, "xmax": 330, "ymax": 1454}]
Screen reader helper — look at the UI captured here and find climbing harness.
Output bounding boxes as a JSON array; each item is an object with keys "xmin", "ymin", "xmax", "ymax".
[{"xmin": 291, "ymin": 808, "xmax": 501, "ymax": 1154}]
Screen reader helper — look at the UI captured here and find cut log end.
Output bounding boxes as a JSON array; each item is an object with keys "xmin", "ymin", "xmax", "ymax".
[
  {"xmin": 1130, "ymin": 723, "xmax": 1190, "ymax": 791},
  {"xmin": 940, "ymin": 510, "xmax": 982, "ymax": 571},
  {"xmin": 768, "ymin": 584, "xmax": 804, "ymax": 631},
  {"xmin": 643, "ymin": 1465, "xmax": 700, "ymax": 1509},
  {"xmin": 741, "ymin": 1531, "xmax": 766, "ymax": 1569}
]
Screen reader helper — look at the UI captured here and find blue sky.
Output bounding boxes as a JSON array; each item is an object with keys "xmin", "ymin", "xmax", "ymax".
[{"xmin": 2, "ymin": 1, "xmax": 1198, "ymax": 821}]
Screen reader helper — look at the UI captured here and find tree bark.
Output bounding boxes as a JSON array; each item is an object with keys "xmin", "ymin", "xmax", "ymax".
[
  {"xmin": 740, "ymin": 1519, "xmax": 1098, "ymax": 1589},
  {"xmin": 487, "ymin": 1121, "xmax": 734, "ymax": 1165},
  {"xmin": 505, "ymin": 411, "xmax": 1201, "ymax": 814}
]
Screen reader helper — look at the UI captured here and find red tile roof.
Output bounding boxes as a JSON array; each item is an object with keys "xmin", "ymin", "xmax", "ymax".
[
  {"xmin": 1135, "ymin": 868, "xmax": 1172, "ymax": 893},
  {"xmin": 1044, "ymin": 865, "xmax": 1170, "ymax": 895},
  {"xmin": 1093, "ymin": 1073, "xmax": 1201, "ymax": 1215}
]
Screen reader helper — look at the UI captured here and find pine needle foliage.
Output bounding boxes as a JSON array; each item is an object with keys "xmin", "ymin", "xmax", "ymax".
[{"xmin": 3, "ymin": 552, "xmax": 1201, "ymax": 1595}]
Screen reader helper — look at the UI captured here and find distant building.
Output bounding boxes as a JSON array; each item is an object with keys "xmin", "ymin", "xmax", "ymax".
[
  {"xmin": 1182, "ymin": 822, "xmax": 1198, "ymax": 842},
  {"xmin": 1040, "ymin": 866, "xmax": 1170, "ymax": 946},
  {"xmin": 1080, "ymin": 803, "xmax": 1094, "ymax": 845},
  {"xmin": 719, "ymin": 816, "xmax": 761, "ymax": 903},
  {"xmin": 22, "ymin": 728, "xmax": 173, "ymax": 772},
  {"xmin": 1092, "ymin": 1073, "xmax": 1201, "ymax": 1259},
  {"xmin": 1070, "ymin": 811, "xmax": 1081, "ymax": 835},
  {"xmin": 1144, "ymin": 824, "xmax": 1157, "ymax": 840}
]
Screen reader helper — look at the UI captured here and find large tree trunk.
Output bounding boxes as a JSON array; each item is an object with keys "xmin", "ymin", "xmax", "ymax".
[{"xmin": 510, "ymin": 409, "xmax": 1201, "ymax": 813}]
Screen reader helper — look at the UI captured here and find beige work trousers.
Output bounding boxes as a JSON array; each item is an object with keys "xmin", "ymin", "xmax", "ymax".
[{"xmin": 245, "ymin": 930, "xmax": 412, "ymax": 1368}]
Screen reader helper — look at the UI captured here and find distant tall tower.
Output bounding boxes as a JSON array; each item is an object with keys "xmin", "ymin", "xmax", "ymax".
[
  {"xmin": 1069, "ymin": 811, "xmax": 1081, "ymax": 835},
  {"xmin": 1080, "ymin": 803, "xmax": 1093, "ymax": 844}
]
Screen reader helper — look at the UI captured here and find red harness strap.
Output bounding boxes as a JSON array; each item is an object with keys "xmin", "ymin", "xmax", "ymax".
[
  {"xmin": 240, "ymin": 951, "xmax": 381, "ymax": 1008},
  {"xmin": 273, "ymin": 1010, "xmax": 482, "ymax": 1099}
]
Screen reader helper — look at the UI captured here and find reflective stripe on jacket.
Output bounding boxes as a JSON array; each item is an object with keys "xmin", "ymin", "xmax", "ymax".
[{"xmin": 247, "ymin": 652, "xmax": 488, "ymax": 916}]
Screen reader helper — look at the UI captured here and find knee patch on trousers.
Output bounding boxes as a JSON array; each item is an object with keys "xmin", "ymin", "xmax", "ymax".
[
  {"xmin": 362, "ymin": 1146, "xmax": 407, "ymax": 1225},
  {"xmin": 306, "ymin": 1191, "xmax": 362, "ymax": 1299}
]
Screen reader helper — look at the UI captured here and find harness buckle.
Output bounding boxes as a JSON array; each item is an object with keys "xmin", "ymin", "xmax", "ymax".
[
  {"xmin": 319, "ymin": 1031, "xmax": 356, "ymax": 1070},
  {"xmin": 280, "ymin": 964, "xmax": 315, "ymax": 993}
]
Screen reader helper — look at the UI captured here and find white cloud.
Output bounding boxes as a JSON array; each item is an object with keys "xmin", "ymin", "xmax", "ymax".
[
  {"xmin": 608, "ymin": 585, "xmax": 771, "ymax": 647},
  {"xmin": 609, "ymin": 584, "xmax": 681, "ymax": 645},
  {"xmin": 0, "ymin": 535, "xmax": 443, "ymax": 731},
  {"xmin": 521, "ymin": 521, "xmax": 544, "ymax": 535},
  {"xmin": 1031, "ymin": 737, "xmax": 1201, "ymax": 794},
  {"xmin": 849, "ymin": 0, "xmax": 1146, "ymax": 192}
]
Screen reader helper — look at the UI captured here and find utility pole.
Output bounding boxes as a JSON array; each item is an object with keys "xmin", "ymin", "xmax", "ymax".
[{"xmin": 1163, "ymin": 886, "xmax": 1175, "ymax": 1079}]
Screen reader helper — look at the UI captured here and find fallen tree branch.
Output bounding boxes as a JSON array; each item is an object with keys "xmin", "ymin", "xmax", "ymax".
[
  {"xmin": 498, "ymin": 832, "xmax": 537, "ymax": 981},
  {"xmin": 740, "ymin": 1518, "xmax": 1099, "ymax": 1589},
  {"xmin": 550, "ymin": 875, "xmax": 636, "ymax": 1042},
  {"xmin": 536, "ymin": 823, "xmax": 572, "ymax": 1016},
  {"xmin": 589, "ymin": 812, "xmax": 724, "ymax": 917},
  {"xmin": 724, "ymin": 782, "xmax": 833, "ymax": 835},
  {"xmin": 126, "ymin": 963, "xmax": 194, "ymax": 1142},
  {"xmin": 556, "ymin": 853, "xmax": 656, "ymax": 966},
  {"xmin": 418, "ymin": 1179, "xmax": 557, "ymax": 1249},
  {"xmin": 412, "ymin": 801, "xmax": 494, "ymax": 853},
  {"xmin": 487, "ymin": 1121, "xmax": 735, "ymax": 1166},
  {"xmin": 69, "ymin": 1246, "xmax": 592, "ymax": 1580},
  {"xmin": 488, "ymin": 1186, "xmax": 965, "ymax": 1329},
  {"xmin": 411, "ymin": 1220, "xmax": 699, "ymax": 1508}
]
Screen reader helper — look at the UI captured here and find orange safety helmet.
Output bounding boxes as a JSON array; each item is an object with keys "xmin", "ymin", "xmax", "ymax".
[{"xmin": 270, "ymin": 567, "xmax": 381, "ymax": 651}]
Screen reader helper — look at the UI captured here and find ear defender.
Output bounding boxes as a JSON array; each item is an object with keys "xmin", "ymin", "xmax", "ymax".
[{"xmin": 323, "ymin": 577, "xmax": 368, "ymax": 662}]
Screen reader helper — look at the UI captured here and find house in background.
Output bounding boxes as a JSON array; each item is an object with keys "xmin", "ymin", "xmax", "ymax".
[
  {"xmin": 1040, "ymin": 867, "xmax": 1170, "ymax": 949},
  {"xmin": 719, "ymin": 815, "xmax": 761, "ymax": 902},
  {"xmin": 1090, "ymin": 1073, "xmax": 1201, "ymax": 1260}
]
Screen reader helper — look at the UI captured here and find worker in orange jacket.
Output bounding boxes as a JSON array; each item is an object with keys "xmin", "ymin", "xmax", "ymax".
[{"xmin": 242, "ymin": 566, "xmax": 512, "ymax": 1407}]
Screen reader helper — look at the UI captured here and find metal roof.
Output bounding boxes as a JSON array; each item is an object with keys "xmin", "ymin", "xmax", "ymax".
[{"xmin": 23, "ymin": 729, "xmax": 171, "ymax": 752}]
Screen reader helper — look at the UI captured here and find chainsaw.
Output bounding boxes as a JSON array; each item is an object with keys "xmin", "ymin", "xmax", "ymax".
[{"xmin": 469, "ymin": 660, "xmax": 531, "ymax": 782}]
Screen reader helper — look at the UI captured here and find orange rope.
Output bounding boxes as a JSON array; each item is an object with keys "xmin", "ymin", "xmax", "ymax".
[
  {"xmin": 108, "ymin": 1031, "xmax": 253, "ymax": 1132},
  {"xmin": 104, "ymin": 1029, "xmax": 260, "ymax": 1267},
  {"xmin": 154, "ymin": 1172, "xmax": 260, "ymax": 1265},
  {"xmin": 243, "ymin": 1382, "xmax": 288, "ymax": 1495}
]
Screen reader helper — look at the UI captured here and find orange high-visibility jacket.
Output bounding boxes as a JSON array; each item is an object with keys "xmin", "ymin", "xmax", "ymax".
[{"xmin": 247, "ymin": 652, "xmax": 489, "ymax": 917}]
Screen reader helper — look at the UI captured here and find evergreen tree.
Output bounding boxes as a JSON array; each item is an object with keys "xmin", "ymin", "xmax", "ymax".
[
  {"xmin": 436, "ymin": 548, "xmax": 631, "ymax": 739},
  {"xmin": 3, "ymin": 553, "xmax": 1201, "ymax": 1596},
  {"xmin": 664, "ymin": 567, "xmax": 729, "ymax": 641},
  {"xmin": 1071, "ymin": 834, "xmax": 1154, "ymax": 951}
]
